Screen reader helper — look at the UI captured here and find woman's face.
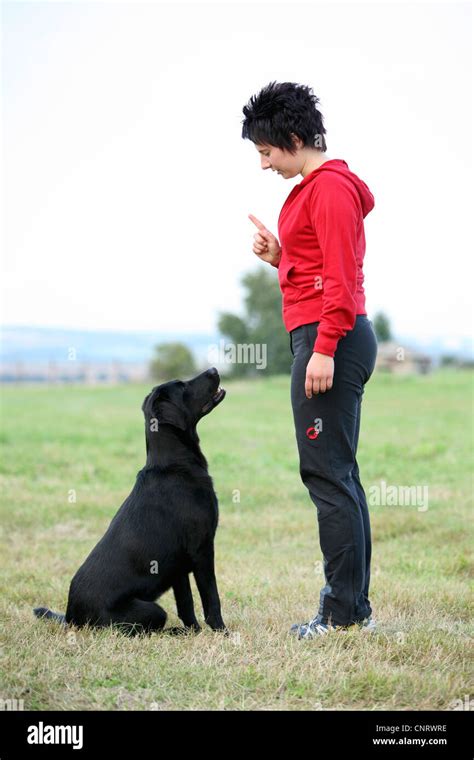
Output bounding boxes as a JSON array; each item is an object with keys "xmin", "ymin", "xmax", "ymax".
[{"xmin": 254, "ymin": 142, "xmax": 302, "ymax": 179}]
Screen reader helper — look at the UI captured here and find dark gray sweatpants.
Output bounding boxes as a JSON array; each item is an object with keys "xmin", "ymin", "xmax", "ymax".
[{"xmin": 289, "ymin": 315, "xmax": 378, "ymax": 626}]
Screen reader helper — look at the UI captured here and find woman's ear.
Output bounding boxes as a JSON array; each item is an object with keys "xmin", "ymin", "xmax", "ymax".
[{"xmin": 290, "ymin": 132, "xmax": 303, "ymax": 150}]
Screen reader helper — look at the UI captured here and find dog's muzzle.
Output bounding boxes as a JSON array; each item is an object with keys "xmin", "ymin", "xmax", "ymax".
[{"xmin": 201, "ymin": 385, "xmax": 226, "ymax": 415}]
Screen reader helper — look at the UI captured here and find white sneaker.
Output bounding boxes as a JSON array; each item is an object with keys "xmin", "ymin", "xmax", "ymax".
[
  {"xmin": 290, "ymin": 619, "xmax": 347, "ymax": 639},
  {"xmin": 290, "ymin": 616, "xmax": 377, "ymax": 639},
  {"xmin": 359, "ymin": 616, "xmax": 377, "ymax": 632}
]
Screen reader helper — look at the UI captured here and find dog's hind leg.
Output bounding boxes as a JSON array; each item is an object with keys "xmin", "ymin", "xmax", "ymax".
[
  {"xmin": 107, "ymin": 599, "xmax": 167, "ymax": 636},
  {"xmin": 171, "ymin": 573, "xmax": 201, "ymax": 632}
]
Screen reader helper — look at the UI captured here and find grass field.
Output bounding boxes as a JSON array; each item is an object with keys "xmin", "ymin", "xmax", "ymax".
[{"xmin": 0, "ymin": 369, "xmax": 472, "ymax": 711}]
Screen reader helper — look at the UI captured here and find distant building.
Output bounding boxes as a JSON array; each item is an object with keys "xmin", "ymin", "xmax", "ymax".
[
  {"xmin": 375, "ymin": 341, "xmax": 432, "ymax": 374},
  {"xmin": 0, "ymin": 361, "xmax": 152, "ymax": 385}
]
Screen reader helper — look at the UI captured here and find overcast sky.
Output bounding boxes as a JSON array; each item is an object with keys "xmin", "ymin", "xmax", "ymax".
[{"xmin": 1, "ymin": 0, "xmax": 472, "ymax": 344}]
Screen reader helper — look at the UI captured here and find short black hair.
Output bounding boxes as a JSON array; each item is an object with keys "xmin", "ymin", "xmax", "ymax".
[{"xmin": 241, "ymin": 81, "xmax": 327, "ymax": 154}]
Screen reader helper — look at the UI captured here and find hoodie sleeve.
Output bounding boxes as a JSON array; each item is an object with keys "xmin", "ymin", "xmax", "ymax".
[{"xmin": 309, "ymin": 176, "xmax": 360, "ymax": 357}]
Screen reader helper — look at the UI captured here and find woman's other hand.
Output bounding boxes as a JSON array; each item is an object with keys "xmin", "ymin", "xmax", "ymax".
[{"xmin": 305, "ymin": 352, "xmax": 334, "ymax": 396}]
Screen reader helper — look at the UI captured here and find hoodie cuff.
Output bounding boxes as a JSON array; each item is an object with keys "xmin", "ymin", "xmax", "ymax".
[{"xmin": 313, "ymin": 332, "xmax": 339, "ymax": 358}]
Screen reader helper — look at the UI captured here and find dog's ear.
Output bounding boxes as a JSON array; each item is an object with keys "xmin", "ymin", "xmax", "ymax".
[
  {"xmin": 155, "ymin": 399, "xmax": 187, "ymax": 431},
  {"xmin": 144, "ymin": 388, "xmax": 187, "ymax": 431},
  {"xmin": 141, "ymin": 391, "xmax": 152, "ymax": 415}
]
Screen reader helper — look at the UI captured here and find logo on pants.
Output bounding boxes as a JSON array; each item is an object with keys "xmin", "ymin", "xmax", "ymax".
[{"xmin": 306, "ymin": 417, "xmax": 323, "ymax": 439}]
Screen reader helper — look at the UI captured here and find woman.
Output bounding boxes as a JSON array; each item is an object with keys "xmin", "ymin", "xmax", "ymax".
[{"xmin": 241, "ymin": 81, "xmax": 378, "ymax": 638}]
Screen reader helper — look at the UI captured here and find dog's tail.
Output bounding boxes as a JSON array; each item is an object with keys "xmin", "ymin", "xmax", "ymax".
[{"xmin": 33, "ymin": 606, "xmax": 67, "ymax": 626}]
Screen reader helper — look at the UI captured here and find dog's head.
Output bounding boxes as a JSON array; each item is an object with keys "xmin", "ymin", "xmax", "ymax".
[{"xmin": 142, "ymin": 367, "xmax": 226, "ymax": 434}]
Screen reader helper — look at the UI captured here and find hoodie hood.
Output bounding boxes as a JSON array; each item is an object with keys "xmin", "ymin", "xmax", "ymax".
[{"xmin": 298, "ymin": 159, "xmax": 375, "ymax": 218}]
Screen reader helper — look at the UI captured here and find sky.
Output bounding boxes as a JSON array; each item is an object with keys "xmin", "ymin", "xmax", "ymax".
[{"xmin": 1, "ymin": 0, "xmax": 472, "ymax": 345}]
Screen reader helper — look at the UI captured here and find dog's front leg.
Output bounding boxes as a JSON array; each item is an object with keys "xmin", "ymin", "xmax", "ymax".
[
  {"xmin": 172, "ymin": 573, "xmax": 201, "ymax": 631},
  {"xmin": 193, "ymin": 547, "xmax": 228, "ymax": 633}
]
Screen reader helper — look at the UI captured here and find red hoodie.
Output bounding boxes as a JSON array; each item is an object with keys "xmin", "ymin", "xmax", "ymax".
[{"xmin": 272, "ymin": 159, "xmax": 375, "ymax": 358}]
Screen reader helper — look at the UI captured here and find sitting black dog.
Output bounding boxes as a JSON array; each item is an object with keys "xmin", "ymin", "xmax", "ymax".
[{"xmin": 34, "ymin": 367, "xmax": 227, "ymax": 635}]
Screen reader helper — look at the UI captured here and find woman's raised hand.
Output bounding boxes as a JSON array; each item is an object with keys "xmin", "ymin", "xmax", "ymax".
[{"xmin": 249, "ymin": 214, "xmax": 282, "ymax": 265}]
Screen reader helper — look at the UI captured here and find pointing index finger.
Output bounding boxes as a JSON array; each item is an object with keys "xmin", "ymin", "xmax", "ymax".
[{"xmin": 248, "ymin": 214, "xmax": 266, "ymax": 231}]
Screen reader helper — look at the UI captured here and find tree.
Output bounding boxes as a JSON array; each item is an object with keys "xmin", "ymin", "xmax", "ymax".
[
  {"xmin": 217, "ymin": 268, "xmax": 290, "ymax": 377},
  {"xmin": 373, "ymin": 312, "xmax": 392, "ymax": 342},
  {"xmin": 150, "ymin": 342, "xmax": 197, "ymax": 382}
]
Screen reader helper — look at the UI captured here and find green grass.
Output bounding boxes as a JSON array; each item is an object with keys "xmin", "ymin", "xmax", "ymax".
[{"xmin": 0, "ymin": 369, "xmax": 473, "ymax": 710}]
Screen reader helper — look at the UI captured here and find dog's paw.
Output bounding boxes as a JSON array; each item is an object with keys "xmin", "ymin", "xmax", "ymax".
[
  {"xmin": 210, "ymin": 625, "xmax": 230, "ymax": 636},
  {"xmin": 165, "ymin": 625, "xmax": 201, "ymax": 636}
]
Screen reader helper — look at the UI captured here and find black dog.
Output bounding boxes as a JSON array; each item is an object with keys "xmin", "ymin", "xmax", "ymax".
[{"xmin": 34, "ymin": 367, "xmax": 227, "ymax": 635}]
